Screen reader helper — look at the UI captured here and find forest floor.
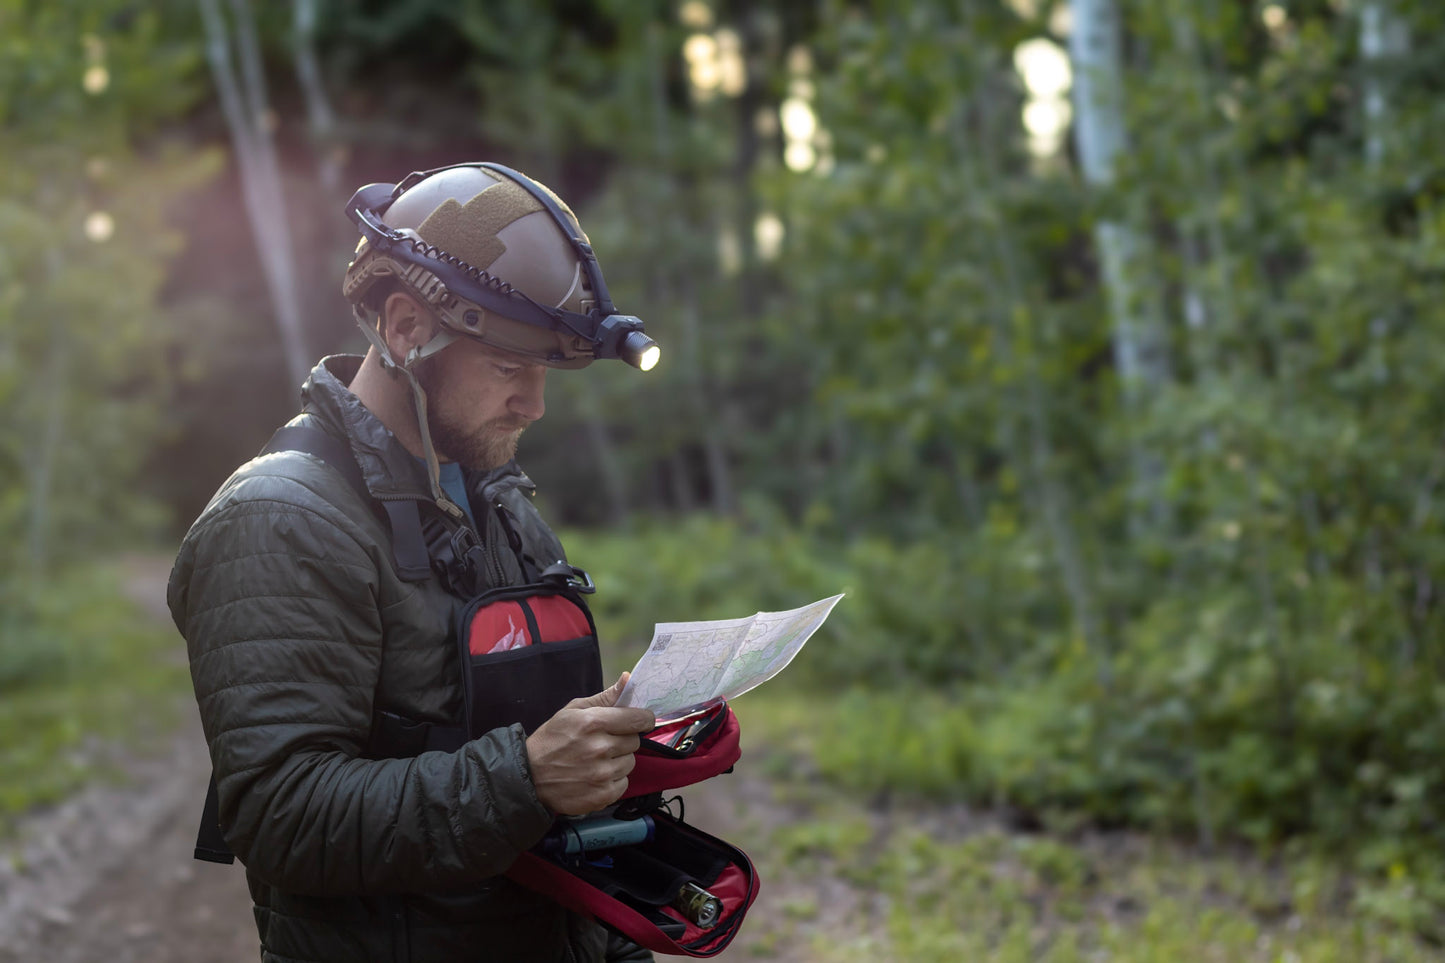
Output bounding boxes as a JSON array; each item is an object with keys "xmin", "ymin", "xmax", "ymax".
[{"xmin": 0, "ymin": 559, "xmax": 1437, "ymax": 962}]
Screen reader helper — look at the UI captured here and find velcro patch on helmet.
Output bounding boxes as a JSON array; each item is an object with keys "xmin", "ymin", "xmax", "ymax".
[{"xmin": 417, "ymin": 182, "xmax": 545, "ymax": 271}]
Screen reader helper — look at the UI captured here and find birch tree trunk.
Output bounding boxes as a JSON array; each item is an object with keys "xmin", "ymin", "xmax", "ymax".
[
  {"xmin": 1070, "ymin": 0, "xmax": 1171, "ymax": 530},
  {"xmin": 1359, "ymin": 0, "xmax": 1406, "ymax": 394},
  {"xmin": 1360, "ymin": 1, "xmax": 1409, "ymax": 169},
  {"xmin": 199, "ymin": 0, "xmax": 311, "ymax": 389},
  {"xmin": 1360, "ymin": 1, "xmax": 1411, "ymax": 664}
]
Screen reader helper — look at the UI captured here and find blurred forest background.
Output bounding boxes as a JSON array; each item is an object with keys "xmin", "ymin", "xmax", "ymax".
[{"xmin": 5, "ymin": 0, "xmax": 1445, "ymax": 955}]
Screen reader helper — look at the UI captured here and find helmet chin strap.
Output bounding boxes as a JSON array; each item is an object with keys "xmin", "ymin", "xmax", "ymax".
[{"xmin": 355, "ymin": 313, "xmax": 465, "ymax": 518}]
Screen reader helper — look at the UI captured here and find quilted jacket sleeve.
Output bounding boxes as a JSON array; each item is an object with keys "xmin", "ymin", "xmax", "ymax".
[{"xmin": 169, "ymin": 459, "xmax": 554, "ymax": 896}]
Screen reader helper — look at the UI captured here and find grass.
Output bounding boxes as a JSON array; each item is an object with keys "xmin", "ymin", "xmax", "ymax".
[
  {"xmin": 726, "ymin": 687, "xmax": 1445, "ymax": 962},
  {"xmin": 0, "ymin": 562, "xmax": 189, "ymax": 832}
]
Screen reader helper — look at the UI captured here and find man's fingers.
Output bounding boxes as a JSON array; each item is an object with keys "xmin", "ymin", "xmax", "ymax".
[
  {"xmin": 600, "ymin": 734, "xmax": 642, "ymax": 761},
  {"xmin": 599, "ymin": 752, "xmax": 637, "ymax": 780},
  {"xmin": 592, "ymin": 706, "xmax": 656, "ymax": 736},
  {"xmin": 566, "ymin": 673, "xmax": 630, "ymax": 711}
]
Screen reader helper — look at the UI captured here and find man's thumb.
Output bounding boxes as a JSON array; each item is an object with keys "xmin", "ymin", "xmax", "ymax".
[{"xmin": 570, "ymin": 672, "xmax": 629, "ymax": 710}]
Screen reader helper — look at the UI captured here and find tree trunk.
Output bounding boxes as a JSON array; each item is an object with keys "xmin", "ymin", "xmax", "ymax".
[
  {"xmin": 1359, "ymin": 1, "xmax": 1408, "ymax": 399},
  {"xmin": 199, "ymin": 0, "xmax": 311, "ymax": 389},
  {"xmin": 1070, "ymin": 0, "xmax": 1171, "ymax": 531},
  {"xmin": 1360, "ymin": 1, "xmax": 1409, "ymax": 168}
]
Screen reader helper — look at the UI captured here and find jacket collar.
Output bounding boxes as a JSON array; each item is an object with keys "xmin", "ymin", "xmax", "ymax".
[{"xmin": 301, "ymin": 355, "xmax": 431, "ymax": 498}]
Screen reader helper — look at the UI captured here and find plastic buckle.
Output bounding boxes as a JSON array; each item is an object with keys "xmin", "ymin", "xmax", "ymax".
[{"xmin": 540, "ymin": 561, "xmax": 596, "ymax": 594}]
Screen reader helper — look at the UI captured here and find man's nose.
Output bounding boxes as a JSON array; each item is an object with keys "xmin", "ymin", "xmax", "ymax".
[{"xmin": 509, "ymin": 367, "xmax": 547, "ymax": 422}]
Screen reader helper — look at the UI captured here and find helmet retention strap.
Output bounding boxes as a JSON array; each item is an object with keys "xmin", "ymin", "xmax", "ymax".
[
  {"xmin": 403, "ymin": 367, "xmax": 445, "ymax": 506},
  {"xmin": 353, "ymin": 312, "xmax": 463, "ymax": 514}
]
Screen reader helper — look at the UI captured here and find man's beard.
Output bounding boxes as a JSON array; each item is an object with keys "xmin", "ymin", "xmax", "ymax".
[
  {"xmin": 430, "ymin": 411, "xmax": 524, "ymax": 473},
  {"xmin": 414, "ymin": 360, "xmax": 526, "ymax": 473}
]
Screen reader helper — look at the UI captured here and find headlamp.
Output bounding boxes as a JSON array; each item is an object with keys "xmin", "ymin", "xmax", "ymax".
[
  {"xmin": 595, "ymin": 314, "xmax": 661, "ymax": 371},
  {"xmin": 344, "ymin": 162, "xmax": 660, "ymax": 372}
]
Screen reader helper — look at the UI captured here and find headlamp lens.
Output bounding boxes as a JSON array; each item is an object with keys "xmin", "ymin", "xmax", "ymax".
[{"xmin": 618, "ymin": 330, "xmax": 661, "ymax": 372}]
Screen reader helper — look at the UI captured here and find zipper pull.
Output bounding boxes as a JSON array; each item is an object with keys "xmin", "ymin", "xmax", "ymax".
[{"xmin": 436, "ymin": 495, "xmax": 467, "ymax": 523}]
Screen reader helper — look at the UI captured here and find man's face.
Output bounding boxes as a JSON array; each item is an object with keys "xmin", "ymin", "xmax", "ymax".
[{"xmin": 414, "ymin": 337, "xmax": 547, "ymax": 473}]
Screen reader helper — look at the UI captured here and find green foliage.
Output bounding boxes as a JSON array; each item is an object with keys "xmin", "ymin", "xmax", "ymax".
[
  {"xmin": 0, "ymin": 601, "xmax": 69, "ymax": 695},
  {"xmin": 0, "ymin": 1, "xmax": 212, "ymax": 579},
  {"xmin": 0, "ymin": 562, "xmax": 189, "ymax": 829},
  {"xmin": 566, "ymin": 513, "xmax": 1063, "ymax": 687}
]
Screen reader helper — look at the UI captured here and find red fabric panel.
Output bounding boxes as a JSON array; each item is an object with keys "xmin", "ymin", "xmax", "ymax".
[
  {"xmin": 468, "ymin": 600, "xmax": 531, "ymax": 655},
  {"xmin": 627, "ymin": 710, "xmax": 742, "ymax": 798},
  {"xmin": 467, "ymin": 595, "xmax": 592, "ymax": 655},
  {"xmin": 531, "ymin": 595, "xmax": 591, "ymax": 642}
]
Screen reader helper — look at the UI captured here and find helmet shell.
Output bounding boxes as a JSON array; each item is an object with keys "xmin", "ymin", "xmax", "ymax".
[{"xmin": 344, "ymin": 165, "xmax": 597, "ymax": 368}]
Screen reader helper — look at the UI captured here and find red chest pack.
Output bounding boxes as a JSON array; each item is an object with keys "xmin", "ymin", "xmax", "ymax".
[{"xmin": 457, "ymin": 580, "xmax": 756, "ymax": 957}]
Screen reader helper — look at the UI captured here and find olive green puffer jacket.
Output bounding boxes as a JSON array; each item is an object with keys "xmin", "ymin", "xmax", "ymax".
[{"xmin": 168, "ymin": 356, "xmax": 609, "ymax": 963}]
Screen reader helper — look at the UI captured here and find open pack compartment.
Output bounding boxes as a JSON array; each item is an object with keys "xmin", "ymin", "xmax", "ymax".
[{"xmin": 509, "ymin": 809, "xmax": 758, "ymax": 957}]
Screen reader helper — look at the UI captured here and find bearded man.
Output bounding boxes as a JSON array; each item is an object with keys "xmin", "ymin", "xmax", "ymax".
[{"xmin": 168, "ymin": 163, "xmax": 660, "ymax": 962}]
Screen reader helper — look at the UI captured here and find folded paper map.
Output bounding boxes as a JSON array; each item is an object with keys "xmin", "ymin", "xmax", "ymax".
[{"xmin": 616, "ymin": 593, "xmax": 845, "ymax": 721}]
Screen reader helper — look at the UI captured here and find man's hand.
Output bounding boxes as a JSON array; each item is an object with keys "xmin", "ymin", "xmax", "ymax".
[{"xmin": 526, "ymin": 673, "xmax": 656, "ymax": 816}]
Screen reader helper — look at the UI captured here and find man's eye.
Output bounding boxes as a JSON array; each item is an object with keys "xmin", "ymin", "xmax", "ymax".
[{"xmin": 494, "ymin": 364, "xmax": 521, "ymax": 378}]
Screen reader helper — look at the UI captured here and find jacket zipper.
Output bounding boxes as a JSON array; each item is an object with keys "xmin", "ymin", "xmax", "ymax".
[{"xmin": 485, "ymin": 504, "xmax": 508, "ymax": 588}]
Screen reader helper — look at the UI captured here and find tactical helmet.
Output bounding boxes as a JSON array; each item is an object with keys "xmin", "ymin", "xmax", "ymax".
[{"xmin": 342, "ymin": 163, "xmax": 658, "ymax": 371}]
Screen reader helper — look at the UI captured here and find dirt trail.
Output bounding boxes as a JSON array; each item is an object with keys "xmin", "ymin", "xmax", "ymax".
[
  {"xmin": 0, "ymin": 562, "xmax": 860, "ymax": 962},
  {"xmin": 0, "ymin": 699, "xmax": 256, "ymax": 963}
]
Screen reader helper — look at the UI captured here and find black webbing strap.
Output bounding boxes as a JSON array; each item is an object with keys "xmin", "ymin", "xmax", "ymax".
[
  {"xmin": 381, "ymin": 499, "xmax": 433, "ymax": 580},
  {"xmin": 261, "ymin": 424, "xmax": 368, "ymax": 501},
  {"xmin": 195, "ymin": 773, "xmax": 234, "ymax": 864},
  {"xmin": 261, "ymin": 424, "xmax": 432, "ymax": 583}
]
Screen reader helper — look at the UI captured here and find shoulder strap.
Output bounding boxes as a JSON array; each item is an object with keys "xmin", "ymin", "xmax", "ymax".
[
  {"xmin": 261, "ymin": 424, "xmax": 432, "ymax": 581},
  {"xmin": 262, "ymin": 424, "xmax": 368, "ymax": 501}
]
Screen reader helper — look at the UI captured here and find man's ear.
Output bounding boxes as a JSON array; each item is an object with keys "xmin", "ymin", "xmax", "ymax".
[{"xmin": 381, "ymin": 291, "xmax": 439, "ymax": 364}]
